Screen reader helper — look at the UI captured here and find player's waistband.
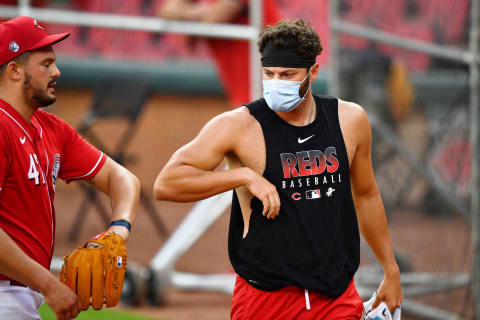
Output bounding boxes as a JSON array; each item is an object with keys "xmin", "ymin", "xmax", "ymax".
[{"xmin": 0, "ymin": 280, "xmax": 39, "ymax": 292}]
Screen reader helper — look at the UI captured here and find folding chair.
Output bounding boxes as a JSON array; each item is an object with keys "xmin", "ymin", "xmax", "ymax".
[{"xmin": 68, "ymin": 78, "xmax": 168, "ymax": 242}]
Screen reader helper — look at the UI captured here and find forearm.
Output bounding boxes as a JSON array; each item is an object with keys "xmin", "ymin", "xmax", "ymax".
[
  {"xmin": 158, "ymin": 0, "xmax": 193, "ymax": 20},
  {"xmin": 159, "ymin": 0, "xmax": 243, "ymax": 23},
  {"xmin": 355, "ymin": 192, "xmax": 399, "ymax": 275},
  {"xmin": 105, "ymin": 168, "xmax": 140, "ymax": 241},
  {"xmin": 197, "ymin": 0, "xmax": 244, "ymax": 23},
  {"xmin": 0, "ymin": 227, "xmax": 57, "ymax": 292},
  {"xmin": 154, "ymin": 164, "xmax": 250, "ymax": 202}
]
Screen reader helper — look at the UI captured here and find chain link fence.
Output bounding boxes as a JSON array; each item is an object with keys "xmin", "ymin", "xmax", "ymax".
[{"xmin": 330, "ymin": 0, "xmax": 479, "ymax": 318}]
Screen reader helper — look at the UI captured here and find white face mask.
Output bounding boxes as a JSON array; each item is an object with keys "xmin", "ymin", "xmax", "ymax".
[{"xmin": 262, "ymin": 69, "xmax": 311, "ymax": 112}]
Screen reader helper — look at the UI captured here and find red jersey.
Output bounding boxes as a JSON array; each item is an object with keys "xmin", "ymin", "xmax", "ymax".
[
  {"xmin": 0, "ymin": 99, "xmax": 106, "ymax": 281},
  {"xmin": 207, "ymin": 0, "xmax": 280, "ymax": 107}
]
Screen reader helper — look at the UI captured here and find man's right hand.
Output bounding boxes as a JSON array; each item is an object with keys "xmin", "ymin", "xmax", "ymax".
[
  {"xmin": 0, "ymin": 228, "xmax": 81, "ymax": 320},
  {"xmin": 244, "ymin": 168, "xmax": 281, "ymax": 219},
  {"xmin": 42, "ymin": 277, "xmax": 80, "ymax": 320}
]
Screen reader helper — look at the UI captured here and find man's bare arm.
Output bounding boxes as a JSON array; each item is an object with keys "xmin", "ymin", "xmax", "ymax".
[
  {"xmin": 154, "ymin": 109, "xmax": 280, "ymax": 218},
  {"xmin": 154, "ymin": 111, "xmax": 244, "ymax": 201},
  {"xmin": 159, "ymin": 0, "xmax": 244, "ymax": 23},
  {"xmin": 89, "ymin": 157, "xmax": 140, "ymax": 241},
  {"xmin": 0, "ymin": 227, "xmax": 80, "ymax": 319},
  {"xmin": 347, "ymin": 103, "xmax": 402, "ymax": 311}
]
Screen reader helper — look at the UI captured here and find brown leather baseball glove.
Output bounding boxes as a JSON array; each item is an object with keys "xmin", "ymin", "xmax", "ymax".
[{"xmin": 60, "ymin": 232, "xmax": 127, "ymax": 310}]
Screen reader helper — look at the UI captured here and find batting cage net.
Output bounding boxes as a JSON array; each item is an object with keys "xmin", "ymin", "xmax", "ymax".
[
  {"xmin": 332, "ymin": 0, "xmax": 478, "ymax": 319},
  {"xmin": 0, "ymin": 0, "xmax": 478, "ymax": 319}
]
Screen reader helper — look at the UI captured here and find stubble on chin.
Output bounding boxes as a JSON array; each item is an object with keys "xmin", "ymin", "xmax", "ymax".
[{"xmin": 23, "ymin": 72, "xmax": 56, "ymax": 108}]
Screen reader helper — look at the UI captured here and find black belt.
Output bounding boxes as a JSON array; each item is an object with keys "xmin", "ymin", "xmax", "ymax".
[{"xmin": 9, "ymin": 280, "xmax": 39, "ymax": 293}]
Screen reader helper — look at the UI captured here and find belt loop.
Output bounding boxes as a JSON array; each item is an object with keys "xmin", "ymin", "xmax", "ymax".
[
  {"xmin": 6, "ymin": 280, "xmax": 39, "ymax": 292},
  {"xmin": 0, "ymin": 280, "xmax": 10, "ymax": 287},
  {"xmin": 304, "ymin": 289, "xmax": 311, "ymax": 310}
]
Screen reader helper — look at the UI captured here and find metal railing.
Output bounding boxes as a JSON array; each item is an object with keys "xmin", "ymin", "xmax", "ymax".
[{"xmin": 0, "ymin": 0, "xmax": 263, "ymax": 100}]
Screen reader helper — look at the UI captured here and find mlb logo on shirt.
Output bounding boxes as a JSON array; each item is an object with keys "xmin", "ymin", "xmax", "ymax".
[
  {"xmin": 305, "ymin": 189, "xmax": 321, "ymax": 199},
  {"xmin": 117, "ymin": 256, "xmax": 123, "ymax": 267}
]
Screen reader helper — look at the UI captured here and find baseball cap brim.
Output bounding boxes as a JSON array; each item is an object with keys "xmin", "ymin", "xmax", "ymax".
[{"xmin": 29, "ymin": 32, "xmax": 70, "ymax": 52}]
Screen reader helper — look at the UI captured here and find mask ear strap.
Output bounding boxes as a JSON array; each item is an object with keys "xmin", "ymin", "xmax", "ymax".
[
  {"xmin": 300, "ymin": 67, "xmax": 312, "ymax": 84},
  {"xmin": 299, "ymin": 67, "xmax": 312, "ymax": 99},
  {"xmin": 301, "ymin": 81, "xmax": 311, "ymax": 100}
]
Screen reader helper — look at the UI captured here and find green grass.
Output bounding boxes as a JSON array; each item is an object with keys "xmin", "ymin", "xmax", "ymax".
[{"xmin": 39, "ymin": 304, "xmax": 164, "ymax": 320}]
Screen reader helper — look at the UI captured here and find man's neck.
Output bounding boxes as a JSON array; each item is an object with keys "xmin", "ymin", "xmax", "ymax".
[
  {"xmin": 274, "ymin": 94, "xmax": 315, "ymax": 127},
  {"xmin": 0, "ymin": 93, "xmax": 36, "ymax": 123}
]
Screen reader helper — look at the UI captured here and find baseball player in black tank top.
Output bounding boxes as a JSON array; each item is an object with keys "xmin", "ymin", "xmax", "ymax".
[{"xmin": 154, "ymin": 19, "xmax": 402, "ymax": 319}]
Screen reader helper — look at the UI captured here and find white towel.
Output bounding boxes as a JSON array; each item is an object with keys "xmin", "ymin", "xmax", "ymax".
[{"xmin": 363, "ymin": 292, "xmax": 401, "ymax": 320}]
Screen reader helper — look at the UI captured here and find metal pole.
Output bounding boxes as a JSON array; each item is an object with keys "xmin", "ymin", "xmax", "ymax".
[
  {"xmin": 249, "ymin": 0, "xmax": 262, "ymax": 101},
  {"xmin": 330, "ymin": 19, "xmax": 478, "ymax": 65},
  {"xmin": 328, "ymin": 0, "xmax": 340, "ymax": 97},
  {"xmin": 149, "ymin": 191, "xmax": 232, "ymax": 271},
  {"xmin": 470, "ymin": 0, "xmax": 480, "ymax": 317},
  {"xmin": 0, "ymin": 6, "xmax": 258, "ymax": 40},
  {"xmin": 18, "ymin": 0, "xmax": 30, "ymax": 16}
]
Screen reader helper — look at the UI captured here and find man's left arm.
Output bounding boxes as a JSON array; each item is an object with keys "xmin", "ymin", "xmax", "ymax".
[
  {"xmin": 158, "ymin": 0, "xmax": 244, "ymax": 23},
  {"xmin": 62, "ymin": 158, "xmax": 139, "ymax": 310},
  {"xmin": 88, "ymin": 156, "xmax": 140, "ymax": 241},
  {"xmin": 58, "ymin": 116, "xmax": 140, "ymax": 241},
  {"xmin": 348, "ymin": 106, "xmax": 402, "ymax": 311},
  {"xmin": 58, "ymin": 119, "xmax": 140, "ymax": 310}
]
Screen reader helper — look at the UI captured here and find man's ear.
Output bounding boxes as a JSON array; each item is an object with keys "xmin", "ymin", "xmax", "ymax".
[
  {"xmin": 309, "ymin": 63, "xmax": 319, "ymax": 83},
  {"xmin": 6, "ymin": 61, "xmax": 23, "ymax": 81}
]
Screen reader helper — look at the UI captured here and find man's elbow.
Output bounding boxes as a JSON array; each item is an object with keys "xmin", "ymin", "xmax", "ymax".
[
  {"xmin": 153, "ymin": 181, "xmax": 166, "ymax": 201},
  {"xmin": 130, "ymin": 172, "xmax": 141, "ymax": 195},
  {"xmin": 107, "ymin": 165, "xmax": 140, "ymax": 196},
  {"xmin": 117, "ymin": 169, "xmax": 140, "ymax": 197},
  {"xmin": 153, "ymin": 178, "xmax": 176, "ymax": 201},
  {"xmin": 153, "ymin": 177, "xmax": 194, "ymax": 202}
]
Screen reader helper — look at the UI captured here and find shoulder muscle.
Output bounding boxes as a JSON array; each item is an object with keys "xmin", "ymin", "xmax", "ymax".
[
  {"xmin": 338, "ymin": 99, "xmax": 371, "ymax": 155},
  {"xmin": 171, "ymin": 107, "xmax": 255, "ymax": 170}
]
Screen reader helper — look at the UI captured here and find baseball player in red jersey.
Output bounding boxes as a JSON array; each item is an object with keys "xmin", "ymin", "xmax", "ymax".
[{"xmin": 0, "ymin": 17, "xmax": 140, "ymax": 320}]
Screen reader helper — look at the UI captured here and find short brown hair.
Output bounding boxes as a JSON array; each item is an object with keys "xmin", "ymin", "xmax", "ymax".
[
  {"xmin": 258, "ymin": 19, "xmax": 323, "ymax": 60},
  {"xmin": 0, "ymin": 52, "xmax": 31, "ymax": 77}
]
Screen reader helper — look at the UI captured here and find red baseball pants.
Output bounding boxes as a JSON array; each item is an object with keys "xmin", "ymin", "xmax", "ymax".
[{"xmin": 231, "ymin": 276, "xmax": 363, "ymax": 320}]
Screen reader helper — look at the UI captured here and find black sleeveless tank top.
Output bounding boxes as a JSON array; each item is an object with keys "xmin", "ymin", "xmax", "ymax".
[{"xmin": 228, "ymin": 95, "xmax": 360, "ymax": 298}]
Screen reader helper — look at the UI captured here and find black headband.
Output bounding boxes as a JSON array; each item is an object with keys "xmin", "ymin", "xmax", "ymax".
[{"xmin": 261, "ymin": 44, "xmax": 315, "ymax": 68}]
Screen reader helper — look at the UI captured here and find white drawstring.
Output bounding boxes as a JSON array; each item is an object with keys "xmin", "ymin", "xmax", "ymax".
[{"xmin": 304, "ymin": 289, "xmax": 311, "ymax": 310}]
